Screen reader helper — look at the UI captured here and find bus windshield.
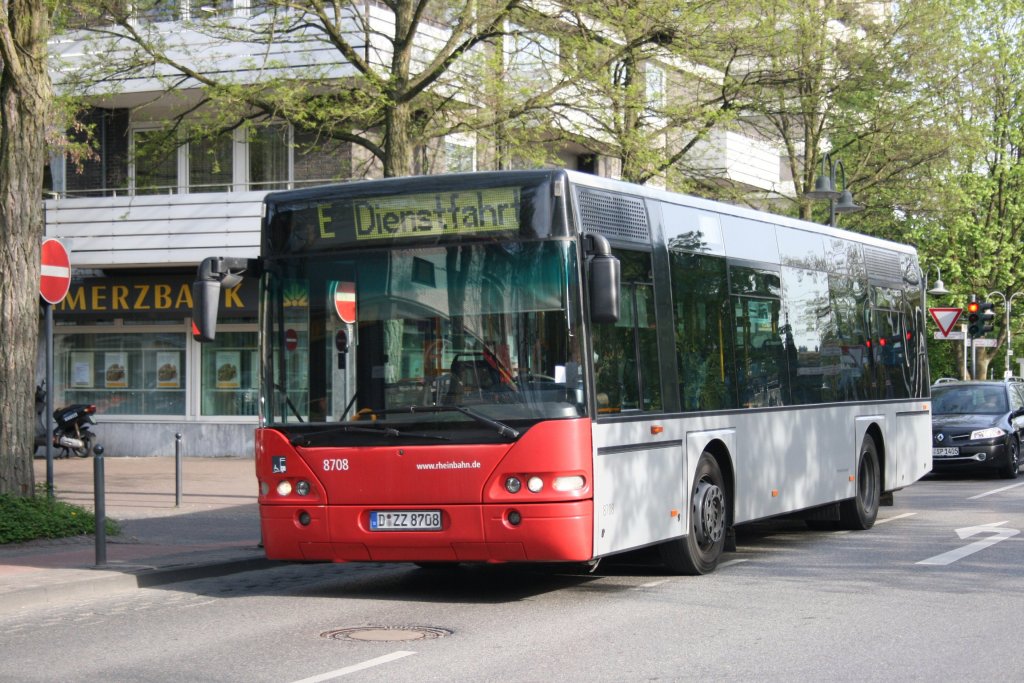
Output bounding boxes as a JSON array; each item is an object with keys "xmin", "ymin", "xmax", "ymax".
[{"xmin": 264, "ymin": 239, "xmax": 585, "ymax": 436}]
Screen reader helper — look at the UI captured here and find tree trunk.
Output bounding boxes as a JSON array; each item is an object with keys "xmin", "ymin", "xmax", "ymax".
[
  {"xmin": 383, "ymin": 100, "xmax": 413, "ymax": 178},
  {"xmin": 0, "ymin": 1, "xmax": 53, "ymax": 496}
]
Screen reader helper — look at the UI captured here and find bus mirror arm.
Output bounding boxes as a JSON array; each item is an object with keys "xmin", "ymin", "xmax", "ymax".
[
  {"xmin": 584, "ymin": 234, "xmax": 620, "ymax": 324},
  {"xmin": 192, "ymin": 257, "xmax": 262, "ymax": 342}
]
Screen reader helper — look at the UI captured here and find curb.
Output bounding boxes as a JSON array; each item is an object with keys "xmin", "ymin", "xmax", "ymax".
[{"xmin": 0, "ymin": 556, "xmax": 281, "ymax": 617}]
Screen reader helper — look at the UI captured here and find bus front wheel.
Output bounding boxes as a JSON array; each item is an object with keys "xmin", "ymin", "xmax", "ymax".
[
  {"xmin": 660, "ymin": 452, "xmax": 727, "ymax": 575},
  {"xmin": 838, "ymin": 434, "xmax": 880, "ymax": 530}
]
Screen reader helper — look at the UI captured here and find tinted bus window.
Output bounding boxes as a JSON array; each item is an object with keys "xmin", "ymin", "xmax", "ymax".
[
  {"xmin": 669, "ymin": 251, "xmax": 735, "ymax": 411},
  {"xmin": 730, "ymin": 265, "xmax": 785, "ymax": 407},
  {"xmin": 593, "ymin": 250, "xmax": 662, "ymax": 413}
]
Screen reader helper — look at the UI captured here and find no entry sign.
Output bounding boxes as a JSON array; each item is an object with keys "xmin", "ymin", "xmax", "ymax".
[
  {"xmin": 333, "ymin": 281, "xmax": 356, "ymax": 323},
  {"xmin": 40, "ymin": 238, "xmax": 71, "ymax": 305}
]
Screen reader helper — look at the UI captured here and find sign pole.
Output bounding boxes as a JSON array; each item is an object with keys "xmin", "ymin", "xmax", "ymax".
[
  {"xmin": 962, "ymin": 324, "xmax": 968, "ymax": 380},
  {"xmin": 39, "ymin": 238, "xmax": 71, "ymax": 497},
  {"xmin": 44, "ymin": 302, "xmax": 54, "ymax": 497}
]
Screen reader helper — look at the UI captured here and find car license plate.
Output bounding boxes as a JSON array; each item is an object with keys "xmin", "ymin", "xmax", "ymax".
[
  {"xmin": 370, "ymin": 510, "xmax": 442, "ymax": 531},
  {"xmin": 933, "ymin": 447, "xmax": 959, "ymax": 457}
]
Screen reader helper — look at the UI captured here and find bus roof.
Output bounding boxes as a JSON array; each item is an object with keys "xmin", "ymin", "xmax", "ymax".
[{"xmin": 262, "ymin": 169, "xmax": 916, "ymax": 257}]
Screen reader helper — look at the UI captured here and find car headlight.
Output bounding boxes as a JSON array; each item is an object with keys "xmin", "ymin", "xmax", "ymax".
[{"xmin": 970, "ymin": 427, "xmax": 1006, "ymax": 440}]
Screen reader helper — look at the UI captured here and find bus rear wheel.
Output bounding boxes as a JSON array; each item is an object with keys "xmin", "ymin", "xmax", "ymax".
[
  {"xmin": 838, "ymin": 434, "xmax": 880, "ymax": 530},
  {"xmin": 660, "ymin": 452, "xmax": 727, "ymax": 575}
]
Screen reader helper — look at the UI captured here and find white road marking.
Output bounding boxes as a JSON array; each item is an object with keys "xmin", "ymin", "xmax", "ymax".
[
  {"xmin": 289, "ymin": 651, "xmax": 416, "ymax": 682},
  {"xmin": 917, "ymin": 521, "xmax": 1020, "ymax": 566},
  {"xmin": 874, "ymin": 512, "xmax": 917, "ymax": 525},
  {"xmin": 968, "ymin": 481, "xmax": 1024, "ymax": 500},
  {"xmin": 717, "ymin": 559, "xmax": 749, "ymax": 568}
]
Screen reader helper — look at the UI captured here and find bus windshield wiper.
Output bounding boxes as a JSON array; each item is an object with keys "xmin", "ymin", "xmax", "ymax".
[
  {"xmin": 289, "ymin": 423, "xmax": 451, "ymax": 446},
  {"xmin": 381, "ymin": 405, "xmax": 520, "ymax": 439}
]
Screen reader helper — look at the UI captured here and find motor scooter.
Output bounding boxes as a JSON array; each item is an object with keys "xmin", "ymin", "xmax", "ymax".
[{"xmin": 35, "ymin": 384, "xmax": 98, "ymax": 458}]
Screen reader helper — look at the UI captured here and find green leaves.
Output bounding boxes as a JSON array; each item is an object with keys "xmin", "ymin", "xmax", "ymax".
[{"xmin": 0, "ymin": 490, "xmax": 120, "ymax": 545}]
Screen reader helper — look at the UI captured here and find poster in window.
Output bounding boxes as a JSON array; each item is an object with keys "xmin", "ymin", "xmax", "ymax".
[
  {"xmin": 71, "ymin": 352, "xmax": 94, "ymax": 388},
  {"xmin": 104, "ymin": 352, "xmax": 128, "ymax": 388},
  {"xmin": 249, "ymin": 351, "xmax": 259, "ymax": 389},
  {"xmin": 216, "ymin": 351, "xmax": 240, "ymax": 389},
  {"xmin": 156, "ymin": 351, "xmax": 180, "ymax": 389}
]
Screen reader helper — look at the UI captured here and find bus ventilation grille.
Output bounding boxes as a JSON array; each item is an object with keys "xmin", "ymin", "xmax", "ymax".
[
  {"xmin": 576, "ymin": 188, "xmax": 650, "ymax": 244},
  {"xmin": 864, "ymin": 246, "xmax": 903, "ymax": 286}
]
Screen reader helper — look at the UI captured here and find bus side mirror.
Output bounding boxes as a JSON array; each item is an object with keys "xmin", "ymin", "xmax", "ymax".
[
  {"xmin": 192, "ymin": 279, "xmax": 221, "ymax": 342},
  {"xmin": 586, "ymin": 234, "xmax": 619, "ymax": 324},
  {"xmin": 590, "ymin": 255, "xmax": 620, "ymax": 324},
  {"xmin": 192, "ymin": 256, "xmax": 259, "ymax": 342}
]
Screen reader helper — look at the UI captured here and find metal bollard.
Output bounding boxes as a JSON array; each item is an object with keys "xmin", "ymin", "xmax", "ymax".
[
  {"xmin": 175, "ymin": 433, "xmax": 183, "ymax": 507},
  {"xmin": 93, "ymin": 445, "xmax": 106, "ymax": 567}
]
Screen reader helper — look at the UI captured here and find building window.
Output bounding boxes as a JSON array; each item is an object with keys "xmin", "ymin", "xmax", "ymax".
[
  {"xmin": 249, "ymin": 123, "xmax": 290, "ymax": 190},
  {"xmin": 132, "ymin": 128, "xmax": 180, "ymax": 195},
  {"xmin": 188, "ymin": 132, "xmax": 233, "ymax": 193},
  {"xmin": 200, "ymin": 331, "xmax": 258, "ymax": 416},
  {"xmin": 130, "ymin": 122, "xmax": 293, "ymax": 193},
  {"xmin": 55, "ymin": 331, "xmax": 187, "ymax": 416}
]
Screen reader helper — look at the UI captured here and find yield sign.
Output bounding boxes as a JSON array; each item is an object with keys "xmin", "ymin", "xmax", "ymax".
[
  {"xmin": 333, "ymin": 281, "xmax": 356, "ymax": 323},
  {"xmin": 929, "ymin": 307, "xmax": 962, "ymax": 336},
  {"xmin": 40, "ymin": 238, "xmax": 71, "ymax": 304}
]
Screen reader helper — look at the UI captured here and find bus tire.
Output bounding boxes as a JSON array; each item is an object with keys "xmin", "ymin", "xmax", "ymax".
[
  {"xmin": 659, "ymin": 452, "xmax": 727, "ymax": 575},
  {"xmin": 838, "ymin": 434, "xmax": 880, "ymax": 530}
]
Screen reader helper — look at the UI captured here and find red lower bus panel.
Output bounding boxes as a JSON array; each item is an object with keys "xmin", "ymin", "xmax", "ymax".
[
  {"xmin": 255, "ymin": 419, "xmax": 595, "ymax": 564},
  {"xmin": 260, "ymin": 501, "xmax": 593, "ymax": 563}
]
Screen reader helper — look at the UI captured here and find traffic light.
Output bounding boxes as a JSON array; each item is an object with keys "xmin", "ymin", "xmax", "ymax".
[
  {"xmin": 979, "ymin": 300, "xmax": 995, "ymax": 337},
  {"xmin": 967, "ymin": 295, "xmax": 996, "ymax": 338},
  {"xmin": 967, "ymin": 295, "xmax": 980, "ymax": 338}
]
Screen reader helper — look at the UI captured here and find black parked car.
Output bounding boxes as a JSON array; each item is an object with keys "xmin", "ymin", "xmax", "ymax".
[{"xmin": 930, "ymin": 380, "xmax": 1024, "ymax": 479}]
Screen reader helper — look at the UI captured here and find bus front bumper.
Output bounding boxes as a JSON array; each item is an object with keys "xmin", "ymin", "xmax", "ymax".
[{"xmin": 259, "ymin": 500, "xmax": 594, "ymax": 564}]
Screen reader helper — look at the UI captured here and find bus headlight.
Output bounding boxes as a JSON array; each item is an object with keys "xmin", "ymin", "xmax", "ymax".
[
  {"xmin": 553, "ymin": 475, "xmax": 586, "ymax": 492},
  {"xmin": 527, "ymin": 476, "xmax": 544, "ymax": 493},
  {"xmin": 276, "ymin": 480, "xmax": 293, "ymax": 496},
  {"xmin": 505, "ymin": 476, "xmax": 522, "ymax": 494},
  {"xmin": 296, "ymin": 480, "xmax": 311, "ymax": 496}
]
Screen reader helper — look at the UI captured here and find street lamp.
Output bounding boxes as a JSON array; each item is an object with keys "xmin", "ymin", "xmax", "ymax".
[
  {"xmin": 804, "ymin": 152, "xmax": 863, "ymax": 226},
  {"xmin": 927, "ymin": 268, "xmax": 950, "ymax": 298},
  {"xmin": 987, "ymin": 290, "xmax": 1023, "ymax": 378}
]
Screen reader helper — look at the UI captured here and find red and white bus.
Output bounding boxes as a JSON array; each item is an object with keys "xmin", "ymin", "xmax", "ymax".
[{"xmin": 193, "ymin": 169, "xmax": 931, "ymax": 574}]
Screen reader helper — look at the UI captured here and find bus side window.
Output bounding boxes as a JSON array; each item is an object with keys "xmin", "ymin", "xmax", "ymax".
[
  {"xmin": 669, "ymin": 251, "xmax": 734, "ymax": 411},
  {"xmin": 592, "ymin": 250, "xmax": 661, "ymax": 414},
  {"xmin": 593, "ymin": 289, "xmax": 638, "ymax": 413},
  {"xmin": 730, "ymin": 265, "xmax": 787, "ymax": 408}
]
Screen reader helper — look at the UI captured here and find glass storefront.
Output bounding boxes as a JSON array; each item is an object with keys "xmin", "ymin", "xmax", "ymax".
[
  {"xmin": 50, "ymin": 271, "xmax": 259, "ymax": 420},
  {"xmin": 200, "ymin": 331, "xmax": 259, "ymax": 416},
  {"xmin": 57, "ymin": 329, "xmax": 187, "ymax": 415},
  {"xmin": 53, "ymin": 324, "xmax": 257, "ymax": 418}
]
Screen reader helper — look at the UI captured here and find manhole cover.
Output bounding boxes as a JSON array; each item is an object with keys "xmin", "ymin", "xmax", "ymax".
[{"xmin": 321, "ymin": 626, "xmax": 452, "ymax": 642}]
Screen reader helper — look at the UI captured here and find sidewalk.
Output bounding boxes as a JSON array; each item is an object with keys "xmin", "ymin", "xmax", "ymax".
[{"xmin": 0, "ymin": 456, "xmax": 275, "ymax": 616}]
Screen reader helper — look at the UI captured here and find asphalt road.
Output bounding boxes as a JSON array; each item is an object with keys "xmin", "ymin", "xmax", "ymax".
[{"xmin": 2, "ymin": 473, "xmax": 1021, "ymax": 682}]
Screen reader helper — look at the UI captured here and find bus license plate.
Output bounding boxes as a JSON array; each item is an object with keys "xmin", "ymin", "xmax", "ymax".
[
  {"xmin": 370, "ymin": 510, "xmax": 442, "ymax": 531},
  {"xmin": 933, "ymin": 447, "xmax": 959, "ymax": 457}
]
